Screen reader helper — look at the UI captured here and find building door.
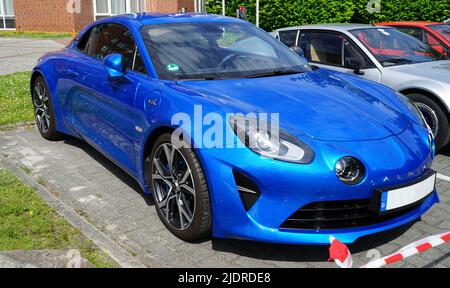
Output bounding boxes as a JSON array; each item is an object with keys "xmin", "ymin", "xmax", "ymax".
[
  {"xmin": 94, "ymin": 0, "xmax": 146, "ymax": 20},
  {"xmin": 0, "ymin": 0, "xmax": 15, "ymax": 30}
]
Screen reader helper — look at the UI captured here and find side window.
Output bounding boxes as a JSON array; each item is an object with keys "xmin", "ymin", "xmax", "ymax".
[
  {"xmin": 424, "ymin": 32, "xmax": 446, "ymax": 53},
  {"xmin": 85, "ymin": 23, "xmax": 147, "ymax": 74},
  {"xmin": 86, "ymin": 23, "xmax": 135, "ymax": 69},
  {"xmin": 133, "ymin": 49, "xmax": 147, "ymax": 74},
  {"xmin": 300, "ymin": 31, "xmax": 343, "ymax": 66},
  {"xmin": 76, "ymin": 28, "xmax": 93, "ymax": 52},
  {"xmin": 396, "ymin": 27, "xmax": 424, "ymax": 42},
  {"xmin": 278, "ymin": 30, "xmax": 298, "ymax": 48}
]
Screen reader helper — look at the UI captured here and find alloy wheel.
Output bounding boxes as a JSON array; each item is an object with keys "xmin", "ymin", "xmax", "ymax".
[
  {"xmin": 33, "ymin": 82, "xmax": 51, "ymax": 134},
  {"xmin": 415, "ymin": 102, "xmax": 439, "ymax": 138},
  {"xmin": 151, "ymin": 143, "xmax": 196, "ymax": 231}
]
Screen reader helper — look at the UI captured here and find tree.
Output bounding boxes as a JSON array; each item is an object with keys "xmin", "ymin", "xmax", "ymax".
[{"xmin": 205, "ymin": 0, "xmax": 450, "ymax": 31}]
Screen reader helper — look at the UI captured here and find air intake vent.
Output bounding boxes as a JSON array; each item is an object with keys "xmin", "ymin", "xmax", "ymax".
[
  {"xmin": 280, "ymin": 197, "xmax": 428, "ymax": 230},
  {"xmin": 233, "ymin": 171, "xmax": 260, "ymax": 211}
]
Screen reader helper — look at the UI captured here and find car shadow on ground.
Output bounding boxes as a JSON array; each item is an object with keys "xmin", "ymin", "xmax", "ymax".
[
  {"xmin": 209, "ymin": 222, "xmax": 416, "ymax": 263},
  {"xmin": 62, "ymin": 136, "xmax": 154, "ymax": 207},
  {"xmin": 60, "ymin": 136, "xmax": 421, "ymax": 263},
  {"xmin": 441, "ymin": 145, "xmax": 450, "ymax": 157}
]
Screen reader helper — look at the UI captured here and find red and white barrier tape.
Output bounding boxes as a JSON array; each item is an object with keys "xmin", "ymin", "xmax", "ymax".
[{"xmin": 328, "ymin": 231, "xmax": 450, "ymax": 268}]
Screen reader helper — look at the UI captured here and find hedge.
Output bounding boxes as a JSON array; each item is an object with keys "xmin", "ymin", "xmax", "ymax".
[{"xmin": 205, "ymin": 0, "xmax": 450, "ymax": 31}]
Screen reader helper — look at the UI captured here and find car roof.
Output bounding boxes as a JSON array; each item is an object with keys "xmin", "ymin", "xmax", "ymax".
[
  {"xmin": 98, "ymin": 12, "xmax": 244, "ymax": 26},
  {"xmin": 376, "ymin": 21, "xmax": 443, "ymax": 27},
  {"xmin": 276, "ymin": 23, "xmax": 391, "ymax": 32}
]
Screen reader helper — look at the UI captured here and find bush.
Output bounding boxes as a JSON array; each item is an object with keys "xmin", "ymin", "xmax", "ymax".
[
  {"xmin": 259, "ymin": 0, "xmax": 355, "ymax": 31},
  {"xmin": 205, "ymin": 0, "xmax": 450, "ymax": 31},
  {"xmin": 205, "ymin": 0, "xmax": 355, "ymax": 31}
]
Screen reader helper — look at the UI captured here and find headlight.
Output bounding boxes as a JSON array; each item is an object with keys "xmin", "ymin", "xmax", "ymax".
[
  {"xmin": 229, "ymin": 116, "xmax": 315, "ymax": 164},
  {"xmin": 396, "ymin": 92, "xmax": 427, "ymax": 127}
]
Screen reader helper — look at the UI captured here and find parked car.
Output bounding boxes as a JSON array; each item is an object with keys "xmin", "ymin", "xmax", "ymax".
[
  {"xmin": 376, "ymin": 21, "xmax": 450, "ymax": 56},
  {"xmin": 274, "ymin": 24, "xmax": 450, "ymax": 150},
  {"xmin": 31, "ymin": 14, "xmax": 437, "ymax": 245}
]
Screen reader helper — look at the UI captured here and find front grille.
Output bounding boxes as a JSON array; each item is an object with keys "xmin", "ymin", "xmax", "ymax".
[{"xmin": 280, "ymin": 197, "xmax": 426, "ymax": 230}]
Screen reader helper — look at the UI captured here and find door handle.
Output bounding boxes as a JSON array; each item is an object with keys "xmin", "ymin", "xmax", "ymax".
[{"xmin": 67, "ymin": 69, "xmax": 80, "ymax": 78}]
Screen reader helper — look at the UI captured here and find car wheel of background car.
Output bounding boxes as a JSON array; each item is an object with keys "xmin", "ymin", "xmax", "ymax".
[
  {"xmin": 146, "ymin": 133, "xmax": 212, "ymax": 241},
  {"xmin": 32, "ymin": 76, "xmax": 63, "ymax": 140},
  {"xmin": 407, "ymin": 93, "xmax": 450, "ymax": 150}
]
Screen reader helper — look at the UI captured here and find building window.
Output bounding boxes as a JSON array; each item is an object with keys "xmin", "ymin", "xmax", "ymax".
[
  {"xmin": 0, "ymin": 0, "xmax": 15, "ymax": 30},
  {"xmin": 194, "ymin": 0, "xmax": 205, "ymax": 13},
  {"xmin": 94, "ymin": 0, "xmax": 146, "ymax": 20}
]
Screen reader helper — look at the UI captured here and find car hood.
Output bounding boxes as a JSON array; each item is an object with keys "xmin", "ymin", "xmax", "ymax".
[
  {"xmin": 385, "ymin": 60, "xmax": 450, "ymax": 82},
  {"xmin": 173, "ymin": 69, "xmax": 410, "ymax": 142}
]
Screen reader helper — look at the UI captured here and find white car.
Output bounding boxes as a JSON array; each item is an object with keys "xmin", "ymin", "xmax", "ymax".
[{"xmin": 273, "ymin": 24, "xmax": 450, "ymax": 150}]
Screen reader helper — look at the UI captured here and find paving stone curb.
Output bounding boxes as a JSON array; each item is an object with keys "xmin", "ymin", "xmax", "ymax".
[{"xmin": 0, "ymin": 155, "xmax": 147, "ymax": 268}]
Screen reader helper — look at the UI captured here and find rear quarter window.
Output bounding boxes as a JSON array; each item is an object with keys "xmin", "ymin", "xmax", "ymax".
[
  {"xmin": 278, "ymin": 30, "xmax": 298, "ymax": 48},
  {"xmin": 76, "ymin": 28, "xmax": 93, "ymax": 52}
]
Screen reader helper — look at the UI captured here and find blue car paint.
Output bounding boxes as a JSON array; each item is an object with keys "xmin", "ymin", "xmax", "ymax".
[{"xmin": 31, "ymin": 13, "xmax": 438, "ymax": 245}]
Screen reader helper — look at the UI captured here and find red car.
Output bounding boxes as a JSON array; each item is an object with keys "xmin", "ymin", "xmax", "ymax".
[{"xmin": 376, "ymin": 21, "xmax": 450, "ymax": 55}]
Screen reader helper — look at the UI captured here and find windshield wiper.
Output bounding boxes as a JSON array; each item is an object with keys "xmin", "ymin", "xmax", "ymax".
[
  {"xmin": 380, "ymin": 58, "xmax": 413, "ymax": 65},
  {"xmin": 175, "ymin": 70, "xmax": 304, "ymax": 81},
  {"xmin": 245, "ymin": 69, "xmax": 304, "ymax": 78},
  {"xmin": 176, "ymin": 74, "xmax": 223, "ymax": 81}
]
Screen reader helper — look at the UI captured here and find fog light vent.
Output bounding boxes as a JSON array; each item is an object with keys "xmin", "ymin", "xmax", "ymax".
[
  {"xmin": 233, "ymin": 171, "xmax": 260, "ymax": 211},
  {"xmin": 335, "ymin": 157, "xmax": 365, "ymax": 185}
]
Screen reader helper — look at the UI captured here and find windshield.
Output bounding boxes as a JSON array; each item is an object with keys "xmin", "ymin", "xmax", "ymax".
[
  {"xmin": 140, "ymin": 22, "xmax": 310, "ymax": 80},
  {"xmin": 428, "ymin": 24, "xmax": 450, "ymax": 43},
  {"xmin": 350, "ymin": 28, "xmax": 443, "ymax": 67}
]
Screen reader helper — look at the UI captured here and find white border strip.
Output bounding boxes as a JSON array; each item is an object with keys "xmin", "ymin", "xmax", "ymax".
[{"xmin": 437, "ymin": 173, "xmax": 450, "ymax": 183}]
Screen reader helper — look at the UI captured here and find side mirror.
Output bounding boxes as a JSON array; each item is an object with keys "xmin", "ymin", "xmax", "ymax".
[
  {"xmin": 103, "ymin": 53, "xmax": 126, "ymax": 77},
  {"xmin": 292, "ymin": 46, "xmax": 305, "ymax": 58},
  {"xmin": 345, "ymin": 57, "xmax": 364, "ymax": 75}
]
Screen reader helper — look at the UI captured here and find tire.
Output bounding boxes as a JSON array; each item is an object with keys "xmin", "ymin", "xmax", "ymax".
[
  {"xmin": 31, "ymin": 76, "xmax": 63, "ymax": 140},
  {"xmin": 407, "ymin": 93, "xmax": 450, "ymax": 151},
  {"xmin": 145, "ymin": 133, "xmax": 212, "ymax": 241}
]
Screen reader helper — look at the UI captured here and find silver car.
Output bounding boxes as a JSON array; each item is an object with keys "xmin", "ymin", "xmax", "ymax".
[{"xmin": 274, "ymin": 24, "xmax": 450, "ymax": 150}]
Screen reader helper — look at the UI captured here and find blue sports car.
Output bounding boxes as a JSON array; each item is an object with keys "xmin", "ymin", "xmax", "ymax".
[{"xmin": 31, "ymin": 13, "xmax": 438, "ymax": 244}]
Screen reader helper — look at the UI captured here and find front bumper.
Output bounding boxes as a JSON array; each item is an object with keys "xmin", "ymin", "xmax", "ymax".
[{"xmin": 197, "ymin": 123, "xmax": 438, "ymax": 245}]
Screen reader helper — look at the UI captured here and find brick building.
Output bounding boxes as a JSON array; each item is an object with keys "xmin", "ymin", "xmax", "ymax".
[{"xmin": 1, "ymin": 0, "xmax": 203, "ymax": 32}]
